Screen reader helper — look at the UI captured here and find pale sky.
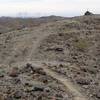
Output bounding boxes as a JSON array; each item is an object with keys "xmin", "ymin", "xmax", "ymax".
[{"xmin": 0, "ymin": 0, "xmax": 99, "ymax": 17}]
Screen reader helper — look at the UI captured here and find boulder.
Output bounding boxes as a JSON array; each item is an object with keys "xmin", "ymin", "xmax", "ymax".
[{"xmin": 84, "ymin": 11, "xmax": 93, "ymax": 16}]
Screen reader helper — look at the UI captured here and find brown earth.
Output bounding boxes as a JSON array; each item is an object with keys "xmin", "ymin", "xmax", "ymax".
[{"xmin": 0, "ymin": 15, "xmax": 100, "ymax": 100}]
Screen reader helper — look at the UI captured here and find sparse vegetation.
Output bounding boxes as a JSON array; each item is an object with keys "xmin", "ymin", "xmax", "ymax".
[{"xmin": 0, "ymin": 15, "xmax": 100, "ymax": 100}]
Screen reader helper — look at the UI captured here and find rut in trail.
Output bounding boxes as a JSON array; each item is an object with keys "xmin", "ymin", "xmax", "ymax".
[
  {"xmin": 12, "ymin": 59, "xmax": 89, "ymax": 100},
  {"xmin": 41, "ymin": 63, "xmax": 88, "ymax": 100},
  {"xmin": 16, "ymin": 61, "xmax": 88, "ymax": 100}
]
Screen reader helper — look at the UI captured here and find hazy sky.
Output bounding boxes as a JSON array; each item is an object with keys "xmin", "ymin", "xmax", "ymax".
[{"xmin": 0, "ymin": 0, "xmax": 99, "ymax": 17}]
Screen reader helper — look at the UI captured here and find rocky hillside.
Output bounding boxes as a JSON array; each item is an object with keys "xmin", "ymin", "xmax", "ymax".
[
  {"xmin": 0, "ymin": 15, "xmax": 100, "ymax": 100},
  {"xmin": 0, "ymin": 16, "xmax": 65, "ymax": 33}
]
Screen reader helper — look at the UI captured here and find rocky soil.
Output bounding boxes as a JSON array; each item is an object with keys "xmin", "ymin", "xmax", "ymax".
[
  {"xmin": 0, "ymin": 63, "xmax": 73, "ymax": 100},
  {"xmin": 0, "ymin": 15, "xmax": 100, "ymax": 100}
]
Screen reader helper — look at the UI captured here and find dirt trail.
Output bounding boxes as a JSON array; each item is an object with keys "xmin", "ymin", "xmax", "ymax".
[
  {"xmin": 27, "ymin": 33, "xmax": 48, "ymax": 61},
  {"xmin": 27, "ymin": 29, "xmax": 55, "ymax": 61},
  {"xmin": 12, "ymin": 60, "xmax": 88, "ymax": 100},
  {"xmin": 42, "ymin": 63, "xmax": 88, "ymax": 100},
  {"xmin": 14, "ymin": 27, "xmax": 88, "ymax": 100},
  {"xmin": 31, "ymin": 61, "xmax": 88, "ymax": 100},
  {"xmin": 5, "ymin": 26, "xmax": 88, "ymax": 100}
]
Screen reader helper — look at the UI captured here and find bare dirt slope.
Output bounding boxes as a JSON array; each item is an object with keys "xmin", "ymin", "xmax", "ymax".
[{"xmin": 0, "ymin": 15, "xmax": 100, "ymax": 100}]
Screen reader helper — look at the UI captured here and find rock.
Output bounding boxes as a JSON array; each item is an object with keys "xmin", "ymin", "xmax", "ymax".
[
  {"xmin": 46, "ymin": 47, "xmax": 63, "ymax": 52},
  {"xmin": 0, "ymin": 33, "xmax": 2, "ymax": 35},
  {"xmin": 96, "ymin": 92, "xmax": 100, "ymax": 99},
  {"xmin": 11, "ymin": 78, "xmax": 21, "ymax": 84},
  {"xmin": 24, "ymin": 88, "xmax": 31, "ymax": 92},
  {"xmin": 32, "ymin": 67, "xmax": 46, "ymax": 75},
  {"xmin": 82, "ymin": 85, "xmax": 88, "ymax": 89},
  {"xmin": 13, "ymin": 91, "xmax": 22, "ymax": 99},
  {"xmin": 37, "ymin": 75, "xmax": 48, "ymax": 84},
  {"xmin": 25, "ymin": 63, "xmax": 46, "ymax": 75},
  {"xmin": 44, "ymin": 87, "xmax": 50, "ymax": 92},
  {"xmin": 26, "ymin": 63, "xmax": 32, "ymax": 68},
  {"xmin": 37, "ymin": 95, "xmax": 42, "ymax": 100},
  {"xmin": 58, "ymin": 33, "xmax": 63, "ymax": 36},
  {"xmin": 43, "ymin": 78, "xmax": 48, "ymax": 84},
  {"xmin": 32, "ymin": 86, "xmax": 44, "ymax": 91},
  {"xmin": 0, "ymin": 70, "xmax": 5, "ymax": 78},
  {"xmin": 59, "ymin": 64, "xmax": 64, "ymax": 68},
  {"xmin": 87, "ymin": 67, "xmax": 98, "ymax": 74},
  {"xmin": 34, "ymin": 87, "xmax": 44, "ymax": 91},
  {"xmin": 80, "ymin": 66, "xmax": 87, "ymax": 72},
  {"xmin": 0, "ymin": 74, "xmax": 4, "ymax": 78},
  {"xmin": 36, "ymin": 68, "xmax": 46, "ymax": 75},
  {"xmin": 84, "ymin": 11, "xmax": 93, "ymax": 16},
  {"xmin": 9, "ymin": 67, "xmax": 19, "ymax": 77},
  {"xmin": 80, "ymin": 66, "xmax": 98, "ymax": 74},
  {"xmin": 24, "ymin": 81, "xmax": 34, "ymax": 87},
  {"xmin": 25, "ymin": 85, "xmax": 44, "ymax": 92},
  {"xmin": 55, "ymin": 48, "xmax": 63, "ymax": 52},
  {"xmin": 76, "ymin": 77, "xmax": 91, "ymax": 85},
  {"xmin": 25, "ymin": 82, "xmax": 31, "ymax": 86},
  {"xmin": 56, "ymin": 93, "xmax": 63, "ymax": 98},
  {"xmin": 20, "ymin": 64, "xmax": 32, "ymax": 74}
]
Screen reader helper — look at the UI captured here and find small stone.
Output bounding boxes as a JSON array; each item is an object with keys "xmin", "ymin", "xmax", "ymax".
[
  {"xmin": 31, "ymin": 84, "xmax": 45, "ymax": 92},
  {"xmin": 26, "ymin": 63, "xmax": 32, "ymax": 68},
  {"xmin": 24, "ymin": 82, "xmax": 33, "ymax": 87},
  {"xmin": 0, "ymin": 74, "xmax": 4, "ymax": 78},
  {"xmin": 56, "ymin": 93, "xmax": 63, "ymax": 98},
  {"xmin": 13, "ymin": 91, "xmax": 22, "ymax": 99},
  {"xmin": 44, "ymin": 87, "xmax": 50, "ymax": 92},
  {"xmin": 96, "ymin": 91, "xmax": 100, "ymax": 99},
  {"xmin": 76, "ymin": 77, "xmax": 91, "ymax": 85},
  {"xmin": 32, "ymin": 86, "xmax": 44, "ymax": 91},
  {"xmin": 58, "ymin": 33, "xmax": 63, "ymax": 36},
  {"xmin": 59, "ymin": 64, "xmax": 64, "ymax": 68},
  {"xmin": 25, "ymin": 85, "xmax": 44, "ymax": 92},
  {"xmin": 43, "ymin": 79, "xmax": 48, "ymax": 84},
  {"xmin": 0, "ymin": 33, "xmax": 2, "ymax": 35},
  {"xmin": 36, "ymin": 68, "xmax": 46, "ymax": 75},
  {"xmin": 55, "ymin": 48, "xmax": 63, "ymax": 52},
  {"xmin": 82, "ymin": 85, "xmax": 88, "ymax": 89},
  {"xmin": 9, "ymin": 67, "xmax": 19, "ymax": 77}
]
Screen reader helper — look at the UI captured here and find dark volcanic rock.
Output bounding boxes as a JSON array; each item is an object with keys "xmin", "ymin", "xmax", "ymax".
[
  {"xmin": 76, "ymin": 77, "xmax": 92, "ymax": 85},
  {"xmin": 84, "ymin": 11, "xmax": 93, "ymax": 16},
  {"xmin": 32, "ymin": 85, "xmax": 44, "ymax": 91}
]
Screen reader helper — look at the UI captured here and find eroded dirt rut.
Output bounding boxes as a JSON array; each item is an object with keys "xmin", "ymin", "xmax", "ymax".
[{"xmin": 42, "ymin": 63, "xmax": 88, "ymax": 100}]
